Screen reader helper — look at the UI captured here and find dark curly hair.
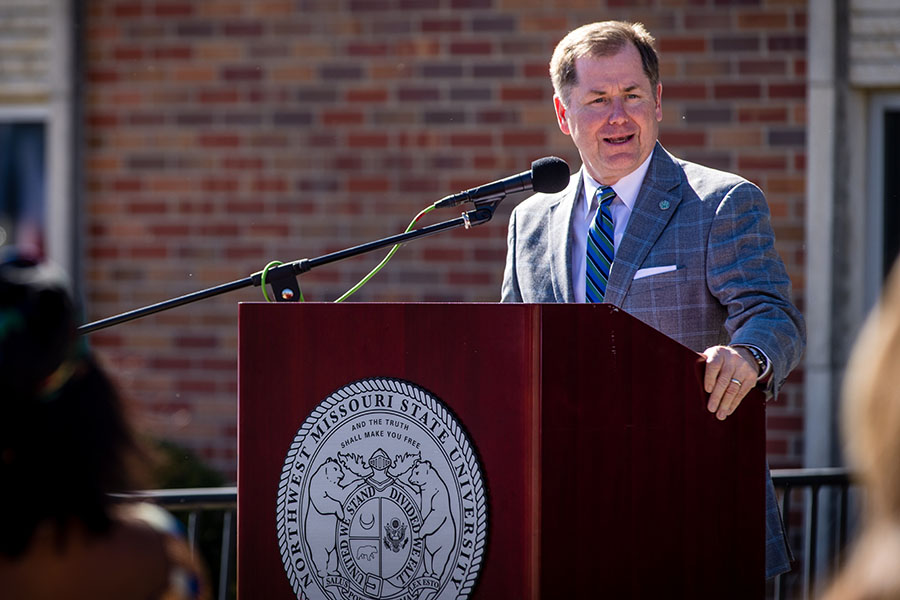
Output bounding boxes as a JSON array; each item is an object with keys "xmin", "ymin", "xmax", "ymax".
[{"xmin": 0, "ymin": 255, "xmax": 145, "ymax": 557}]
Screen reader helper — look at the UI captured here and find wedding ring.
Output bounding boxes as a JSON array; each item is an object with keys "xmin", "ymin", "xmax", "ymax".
[{"xmin": 730, "ymin": 378, "xmax": 742, "ymax": 386}]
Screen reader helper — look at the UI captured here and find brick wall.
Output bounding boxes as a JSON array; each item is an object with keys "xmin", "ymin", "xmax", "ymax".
[{"xmin": 83, "ymin": 0, "xmax": 808, "ymax": 480}]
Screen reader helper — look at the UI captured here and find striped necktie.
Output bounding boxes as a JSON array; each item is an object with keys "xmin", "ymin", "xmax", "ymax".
[{"xmin": 585, "ymin": 185, "xmax": 616, "ymax": 303}]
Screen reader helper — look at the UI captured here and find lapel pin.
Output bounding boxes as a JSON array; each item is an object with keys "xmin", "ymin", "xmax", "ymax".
[{"xmin": 659, "ymin": 200, "xmax": 670, "ymax": 210}]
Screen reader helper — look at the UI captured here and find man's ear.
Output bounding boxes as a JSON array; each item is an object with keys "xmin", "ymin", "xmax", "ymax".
[
  {"xmin": 655, "ymin": 83, "xmax": 663, "ymax": 122},
  {"xmin": 553, "ymin": 95, "xmax": 571, "ymax": 136}
]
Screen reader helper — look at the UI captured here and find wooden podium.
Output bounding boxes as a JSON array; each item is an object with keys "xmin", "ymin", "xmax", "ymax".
[{"xmin": 238, "ymin": 303, "xmax": 764, "ymax": 599}]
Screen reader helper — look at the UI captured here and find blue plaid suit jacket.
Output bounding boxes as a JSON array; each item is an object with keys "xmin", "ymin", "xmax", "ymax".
[{"xmin": 501, "ymin": 142, "xmax": 805, "ymax": 577}]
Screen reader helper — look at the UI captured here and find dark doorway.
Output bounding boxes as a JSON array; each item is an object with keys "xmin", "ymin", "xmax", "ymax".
[{"xmin": 884, "ymin": 110, "xmax": 900, "ymax": 278}]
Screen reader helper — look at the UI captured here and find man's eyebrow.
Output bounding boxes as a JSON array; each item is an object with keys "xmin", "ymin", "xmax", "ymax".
[{"xmin": 587, "ymin": 84, "xmax": 643, "ymax": 96}]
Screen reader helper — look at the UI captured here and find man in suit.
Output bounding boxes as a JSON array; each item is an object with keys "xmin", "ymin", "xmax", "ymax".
[{"xmin": 501, "ymin": 21, "xmax": 806, "ymax": 578}]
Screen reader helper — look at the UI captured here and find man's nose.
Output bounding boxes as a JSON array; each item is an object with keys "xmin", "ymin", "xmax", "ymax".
[{"xmin": 608, "ymin": 98, "xmax": 628, "ymax": 124}]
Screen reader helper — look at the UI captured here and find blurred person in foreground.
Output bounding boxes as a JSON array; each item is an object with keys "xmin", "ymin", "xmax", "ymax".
[
  {"xmin": 823, "ymin": 259, "xmax": 900, "ymax": 600},
  {"xmin": 501, "ymin": 20, "xmax": 806, "ymax": 577},
  {"xmin": 0, "ymin": 254, "xmax": 209, "ymax": 600}
]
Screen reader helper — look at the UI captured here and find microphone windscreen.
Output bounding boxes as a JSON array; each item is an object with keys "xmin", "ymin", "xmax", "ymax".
[{"xmin": 530, "ymin": 157, "xmax": 571, "ymax": 194}]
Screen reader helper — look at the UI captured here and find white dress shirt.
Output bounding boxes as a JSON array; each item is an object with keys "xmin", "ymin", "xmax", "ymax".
[{"xmin": 572, "ymin": 150, "xmax": 654, "ymax": 303}]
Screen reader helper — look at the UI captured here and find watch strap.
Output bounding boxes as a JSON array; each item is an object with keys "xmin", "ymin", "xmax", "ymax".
[{"xmin": 736, "ymin": 344, "xmax": 770, "ymax": 379}]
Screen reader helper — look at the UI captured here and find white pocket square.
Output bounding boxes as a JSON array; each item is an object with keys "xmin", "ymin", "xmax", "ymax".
[{"xmin": 634, "ymin": 265, "xmax": 678, "ymax": 280}]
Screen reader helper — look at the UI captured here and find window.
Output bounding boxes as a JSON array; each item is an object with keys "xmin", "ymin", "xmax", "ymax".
[
  {"xmin": 0, "ymin": 1, "xmax": 74, "ymax": 273},
  {"xmin": 0, "ymin": 121, "xmax": 46, "ymax": 257}
]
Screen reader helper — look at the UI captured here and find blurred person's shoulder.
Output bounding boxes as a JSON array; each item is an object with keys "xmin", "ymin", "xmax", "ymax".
[
  {"xmin": 0, "ymin": 508, "xmax": 167, "ymax": 600},
  {"xmin": 0, "ymin": 502, "xmax": 208, "ymax": 600},
  {"xmin": 118, "ymin": 502, "xmax": 211, "ymax": 600}
]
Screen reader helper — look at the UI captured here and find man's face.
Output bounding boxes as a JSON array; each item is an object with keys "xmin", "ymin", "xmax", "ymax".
[{"xmin": 554, "ymin": 44, "xmax": 662, "ymax": 186}]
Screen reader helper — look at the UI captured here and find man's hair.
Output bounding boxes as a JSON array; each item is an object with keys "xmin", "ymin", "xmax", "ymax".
[{"xmin": 550, "ymin": 21, "xmax": 659, "ymax": 106}]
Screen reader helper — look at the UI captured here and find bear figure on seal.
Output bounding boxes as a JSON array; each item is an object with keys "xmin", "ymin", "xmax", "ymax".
[
  {"xmin": 408, "ymin": 459, "xmax": 456, "ymax": 580},
  {"xmin": 305, "ymin": 458, "xmax": 354, "ymax": 578}
]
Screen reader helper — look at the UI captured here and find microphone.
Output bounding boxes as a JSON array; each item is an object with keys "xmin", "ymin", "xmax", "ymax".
[{"xmin": 434, "ymin": 156, "xmax": 570, "ymax": 209}]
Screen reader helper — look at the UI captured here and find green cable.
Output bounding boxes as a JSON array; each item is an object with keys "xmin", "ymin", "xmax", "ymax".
[{"xmin": 334, "ymin": 204, "xmax": 436, "ymax": 303}]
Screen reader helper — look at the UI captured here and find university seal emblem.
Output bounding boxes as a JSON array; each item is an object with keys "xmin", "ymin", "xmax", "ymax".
[{"xmin": 277, "ymin": 378, "xmax": 487, "ymax": 600}]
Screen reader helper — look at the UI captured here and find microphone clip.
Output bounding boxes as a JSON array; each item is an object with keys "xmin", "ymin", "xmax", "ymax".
[
  {"xmin": 434, "ymin": 191, "xmax": 502, "ymax": 210},
  {"xmin": 462, "ymin": 205, "xmax": 497, "ymax": 229}
]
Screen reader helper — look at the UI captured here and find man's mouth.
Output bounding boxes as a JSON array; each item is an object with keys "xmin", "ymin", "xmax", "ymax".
[{"xmin": 604, "ymin": 134, "xmax": 634, "ymax": 145}]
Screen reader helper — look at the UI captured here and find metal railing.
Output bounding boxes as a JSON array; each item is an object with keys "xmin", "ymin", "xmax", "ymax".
[
  {"xmin": 140, "ymin": 470, "xmax": 855, "ymax": 600},
  {"xmin": 771, "ymin": 468, "xmax": 855, "ymax": 600}
]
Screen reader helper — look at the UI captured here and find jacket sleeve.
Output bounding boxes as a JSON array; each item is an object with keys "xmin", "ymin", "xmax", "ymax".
[{"xmin": 705, "ymin": 181, "xmax": 806, "ymax": 398}]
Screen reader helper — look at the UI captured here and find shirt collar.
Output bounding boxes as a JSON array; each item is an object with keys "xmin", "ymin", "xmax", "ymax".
[{"xmin": 581, "ymin": 148, "xmax": 655, "ymax": 215}]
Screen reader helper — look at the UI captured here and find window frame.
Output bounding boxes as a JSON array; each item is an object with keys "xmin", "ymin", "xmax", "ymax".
[{"xmin": 0, "ymin": 1, "xmax": 75, "ymax": 275}]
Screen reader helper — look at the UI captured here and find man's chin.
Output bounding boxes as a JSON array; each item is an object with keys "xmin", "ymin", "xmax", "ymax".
[{"xmin": 596, "ymin": 151, "xmax": 640, "ymax": 176}]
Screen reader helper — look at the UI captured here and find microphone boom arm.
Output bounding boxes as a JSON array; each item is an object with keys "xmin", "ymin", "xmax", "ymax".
[{"xmin": 77, "ymin": 203, "xmax": 499, "ymax": 335}]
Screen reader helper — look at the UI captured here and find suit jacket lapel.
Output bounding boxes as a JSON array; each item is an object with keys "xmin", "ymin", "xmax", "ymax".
[
  {"xmin": 548, "ymin": 172, "xmax": 582, "ymax": 303},
  {"xmin": 604, "ymin": 143, "xmax": 683, "ymax": 306}
]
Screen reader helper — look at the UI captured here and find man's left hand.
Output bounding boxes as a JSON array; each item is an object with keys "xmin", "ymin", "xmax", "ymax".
[{"xmin": 703, "ymin": 345, "xmax": 758, "ymax": 420}]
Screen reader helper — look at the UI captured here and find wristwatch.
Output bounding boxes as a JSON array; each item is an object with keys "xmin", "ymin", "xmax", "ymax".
[{"xmin": 738, "ymin": 345, "xmax": 770, "ymax": 379}]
